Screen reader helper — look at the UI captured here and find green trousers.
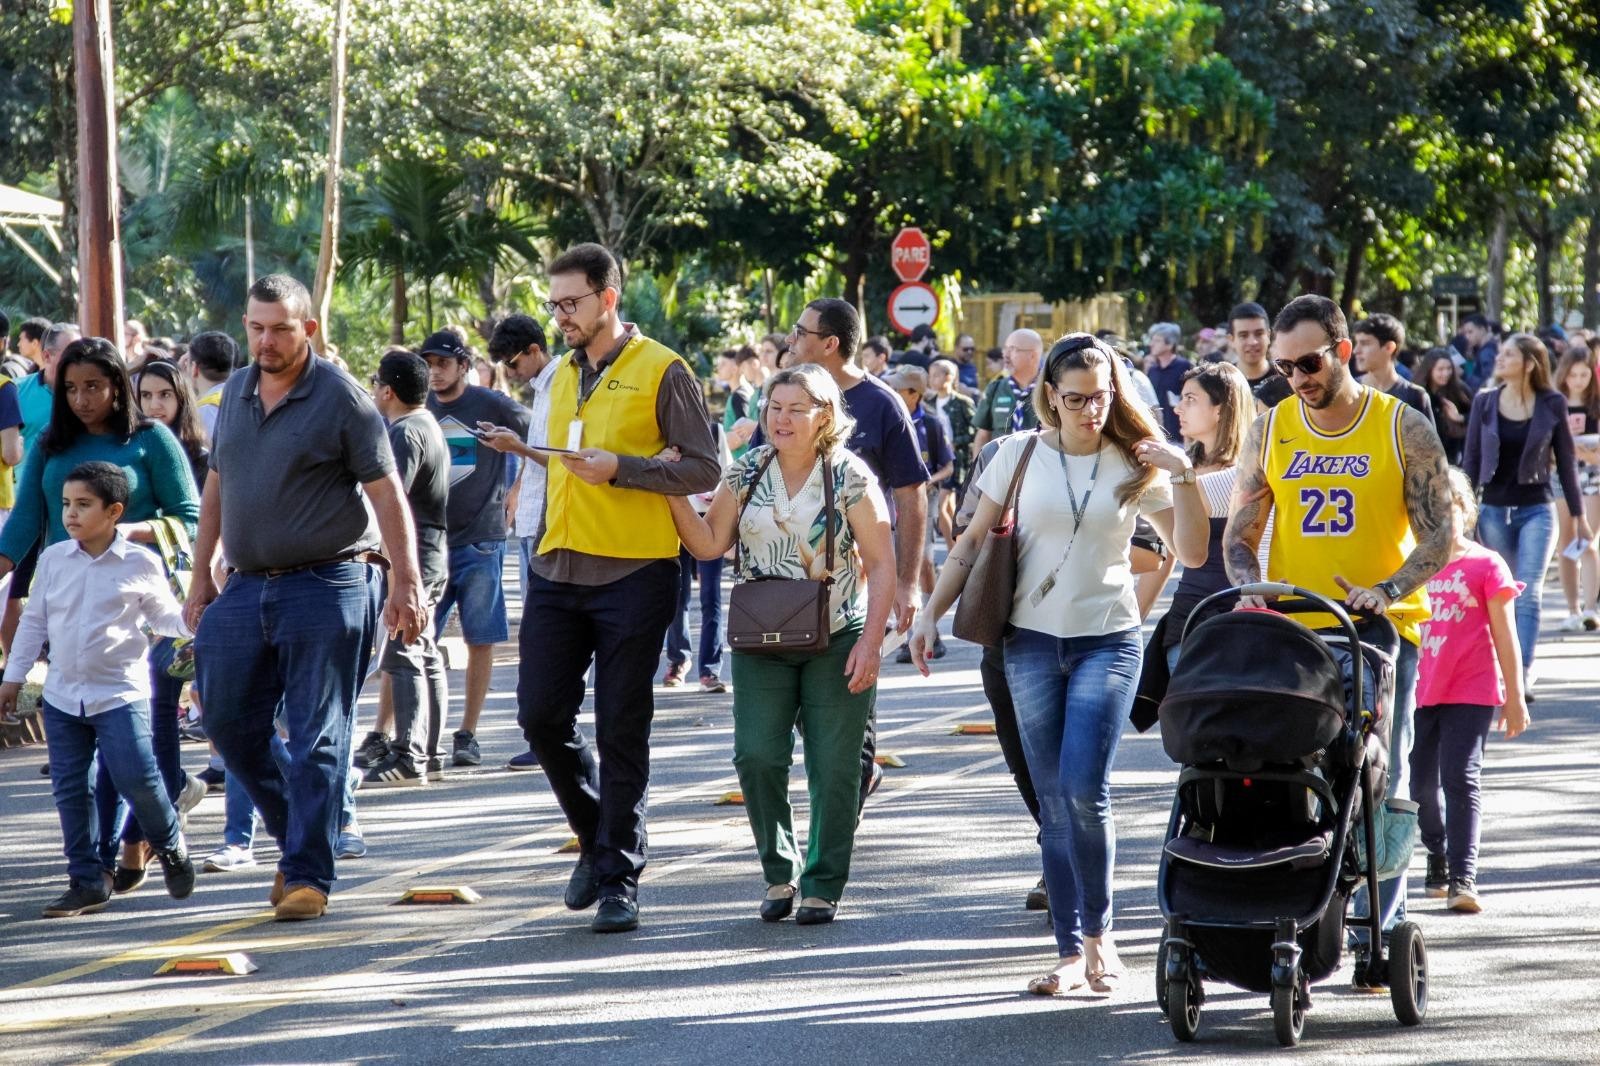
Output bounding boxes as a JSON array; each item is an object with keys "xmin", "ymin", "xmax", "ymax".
[{"xmin": 730, "ymin": 624, "xmax": 874, "ymax": 901}]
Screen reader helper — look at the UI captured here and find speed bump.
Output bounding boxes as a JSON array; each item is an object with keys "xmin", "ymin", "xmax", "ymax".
[
  {"xmin": 951, "ymin": 723, "xmax": 997, "ymax": 736},
  {"xmin": 875, "ymin": 754, "xmax": 906, "ymax": 768},
  {"xmin": 715, "ymin": 791, "xmax": 745, "ymax": 806},
  {"xmin": 394, "ymin": 885, "xmax": 483, "ymax": 905},
  {"xmin": 155, "ymin": 953, "xmax": 258, "ymax": 976}
]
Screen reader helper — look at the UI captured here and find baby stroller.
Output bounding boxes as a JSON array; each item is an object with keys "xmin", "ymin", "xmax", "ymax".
[{"xmin": 1154, "ymin": 582, "xmax": 1427, "ymax": 1047}]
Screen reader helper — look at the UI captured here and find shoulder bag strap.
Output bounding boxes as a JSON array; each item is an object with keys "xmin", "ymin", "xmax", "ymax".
[
  {"xmin": 1001, "ymin": 432, "xmax": 1042, "ymax": 526},
  {"xmin": 820, "ymin": 454, "xmax": 836, "ymax": 583},
  {"xmin": 732, "ymin": 449, "xmax": 779, "ymax": 576}
]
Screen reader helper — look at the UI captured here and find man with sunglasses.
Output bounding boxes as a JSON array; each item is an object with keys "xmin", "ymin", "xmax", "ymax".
[
  {"xmin": 953, "ymin": 333, "xmax": 980, "ymax": 394},
  {"xmin": 1223, "ymin": 294, "xmax": 1453, "ymax": 985},
  {"xmin": 518, "ymin": 243, "xmax": 719, "ymax": 934}
]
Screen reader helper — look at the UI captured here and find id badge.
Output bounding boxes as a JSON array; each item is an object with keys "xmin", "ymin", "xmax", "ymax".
[{"xmin": 566, "ymin": 419, "xmax": 584, "ymax": 451}]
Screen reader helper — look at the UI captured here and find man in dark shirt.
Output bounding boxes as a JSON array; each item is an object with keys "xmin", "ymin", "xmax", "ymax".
[
  {"xmin": 1144, "ymin": 321, "xmax": 1192, "ymax": 441},
  {"xmin": 522, "ymin": 244, "xmax": 719, "ymax": 934},
  {"xmin": 185, "ymin": 274, "xmax": 426, "ymax": 921},
  {"xmin": 885, "ymin": 365, "xmax": 953, "ymax": 662},
  {"xmin": 1355, "ymin": 314, "xmax": 1434, "ymax": 428},
  {"xmin": 365, "ymin": 351, "xmax": 451, "ymax": 787},
  {"xmin": 1227, "ymin": 301, "xmax": 1278, "ymax": 394},
  {"xmin": 421, "ymin": 329, "xmax": 532, "ymax": 768}
]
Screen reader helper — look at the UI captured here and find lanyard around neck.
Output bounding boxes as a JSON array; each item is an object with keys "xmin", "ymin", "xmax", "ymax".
[{"xmin": 1027, "ymin": 437, "xmax": 1102, "ymax": 608}]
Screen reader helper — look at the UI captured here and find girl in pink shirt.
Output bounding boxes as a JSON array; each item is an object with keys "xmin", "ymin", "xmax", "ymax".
[{"xmin": 1412, "ymin": 470, "xmax": 1528, "ymax": 914}]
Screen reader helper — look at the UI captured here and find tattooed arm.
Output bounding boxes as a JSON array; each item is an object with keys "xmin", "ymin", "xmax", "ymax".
[
  {"xmin": 1222, "ymin": 412, "xmax": 1272, "ymax": 600},
  {"xmin": 1386, "ymin": 406, "xmax": 1454, "ymax": 596}
]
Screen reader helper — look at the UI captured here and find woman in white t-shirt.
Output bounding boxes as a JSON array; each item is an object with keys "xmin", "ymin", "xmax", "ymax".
[{"xmin": 909, "ymin": 333, "xmax": 1208, "ymax": 996}]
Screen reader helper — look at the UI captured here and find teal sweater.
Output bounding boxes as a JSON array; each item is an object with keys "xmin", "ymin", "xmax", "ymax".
[{"xmin": 0, "ymin": 423, "xmax": 200, "ymax": 563}]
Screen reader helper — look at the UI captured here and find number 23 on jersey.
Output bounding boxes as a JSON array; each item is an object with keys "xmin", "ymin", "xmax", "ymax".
[{"xmin": 1299, "ymin": 486, "xmax": 1356, "ymax": 536}]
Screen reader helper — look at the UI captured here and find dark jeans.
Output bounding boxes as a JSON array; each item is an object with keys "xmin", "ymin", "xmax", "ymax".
[
  {"xmin": 518, "ymin": 558, "xmax": 679, "ymax": 899},
  {"xmin": 94, "ymin": 637, "xmax": 185, "ymax": 861},
  {"xmin": 197, "ymin": 562, "xmax": 381, "ymax": 896},
  {"xmin": 664, "ymin": 548, "xmax": 726, "ymax": 680},
  {"xmin": 44, "ymin": 700, "xmax": 179, "ymax": 884},
  {"xmin": 1410, "ymin": 703, "xmax": 1495, "ymax": 883},
  {"xmin": 982, "ymin": 642, "xmax": 1040, "ymax": 826}
]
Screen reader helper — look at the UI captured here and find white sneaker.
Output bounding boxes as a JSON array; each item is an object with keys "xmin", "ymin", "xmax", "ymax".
[
  {"xmin": 175, "ymin": 771, "xmax": 208, "ymax": 830},
  {"xmin": 202, "ymin": 844, "xmax": 256, "ymax": 872},
  {"xmin": 1558, "ymin": 613, "xmax": 1587, "ymax": 633}
]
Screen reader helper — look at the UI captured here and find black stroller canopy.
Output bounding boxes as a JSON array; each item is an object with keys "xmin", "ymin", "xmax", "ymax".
[{"xmin": 1159, "ymin": 610, "xmax": 1348, "ymax": 768}]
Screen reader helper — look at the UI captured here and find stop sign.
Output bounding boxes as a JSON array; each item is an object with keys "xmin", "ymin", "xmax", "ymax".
[{"xmin": 891, "ymin": 227, "xmax": 931, "ymax": 283}]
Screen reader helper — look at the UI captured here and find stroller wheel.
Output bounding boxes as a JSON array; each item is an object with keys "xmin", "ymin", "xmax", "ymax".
[
  {"xmin": 1271, "ymin": 974, "xmax": 1307, "ymax": 1047},
  {"xmin": 1389, "ymin": 921, "xmax": 1427, "ymax": 1025},
  {"xmin": 1167, "ymin": 973, "xmax": 1201, "ymax": 1042}
]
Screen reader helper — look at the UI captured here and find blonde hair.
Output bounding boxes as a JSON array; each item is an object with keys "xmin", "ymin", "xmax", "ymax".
[
  {"xmin": 1034, "ymin": 334, "xmax": 1165, "ymax": 506},
  {"xmin": 1446, "ymin": 467, "xmax": 1479, "ymax": 530},
  {"xmin": 762, "ymin": 364, "xmax": 856, "ymax": 456}
]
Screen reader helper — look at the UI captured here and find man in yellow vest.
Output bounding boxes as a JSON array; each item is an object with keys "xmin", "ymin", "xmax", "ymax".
[
  {"xmin": 186, "ymin": 331, "xmax": 239, "ymax": 439},
  {"xmin": 521, "ymin": 243, "xmax": 720, "ymax": 933},
  {"xmin": 1223, "ymin": 294, "xmax": 1453, "ymax": 986}
]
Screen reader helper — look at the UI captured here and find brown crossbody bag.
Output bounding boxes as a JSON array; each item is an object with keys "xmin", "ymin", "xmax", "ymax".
[
  {"xmin": 726, "ymin": 451, "xmax": 837, "ymax": 655},
  {"xmin": 951, "ymin": 431, "xmax": 1040, "ymax": 647}
]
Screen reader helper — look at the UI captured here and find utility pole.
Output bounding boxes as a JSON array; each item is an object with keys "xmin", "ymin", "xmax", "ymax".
[{"xmin": 73, "ymin": 0, "xmax": 124, "ymax": 342}]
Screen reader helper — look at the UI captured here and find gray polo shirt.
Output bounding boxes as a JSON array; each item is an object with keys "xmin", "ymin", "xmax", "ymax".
[{"xmin": 210, "ymin": 354, "xmax": 395, "ymax": 573}]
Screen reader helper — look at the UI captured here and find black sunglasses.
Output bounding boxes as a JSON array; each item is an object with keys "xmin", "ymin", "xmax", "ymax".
[{"xmin": 1272, "ymin": 344, "xmax": 1334, "ymax": 378}]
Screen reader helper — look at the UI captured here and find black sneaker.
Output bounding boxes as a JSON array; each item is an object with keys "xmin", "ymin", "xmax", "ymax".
[
  {"xmin": 364, "ymin": 751, "xmax": 425, "ymax": 788},
  {"xmin": 1424, "ymin": 853, "xmax": 1449, "ymax": 898},
  {"xmin": 506, "ymin": 750, "xmax": 541, "ymax": 772},
  {"xmin": 895, "ymin": 644, "xmax": 913, "ymax": 664},
  {"xmin": 1025, "ymin": 877, "xmax": 1049, "ymax": 911},
  {"xmin": 929, "ymin": 636, "xmax": 948, "ymax": 660},
  {"xmin": 42, "ymin": 878, "xmax": 112, "ymax": 918},
  {"xmin": 354, "ymin": 731, "xmax": 391, "ymax": 769},
  {"xmin": 1447, "ymin": 878, "xmax": 1483, "ymax": 913},
  {"xmin": 451, "ymin": 730, "xmax": 481, "ymax": 767},
  {"xmin": 197, "ymin": 766, "xmax": 227, "ymax": 792},
  {"xmin": 155, "ymin": 838, "xmax": 196, "ymax": 900},
  {"xmin": 591, "ymin": 895, "xmax": 639, "ymax": 933}
]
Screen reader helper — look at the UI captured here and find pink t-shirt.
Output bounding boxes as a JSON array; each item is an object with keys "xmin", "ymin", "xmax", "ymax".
[{"xmin": 1416, "ymin": 543, "xmax": 1524, "ymax": 708}]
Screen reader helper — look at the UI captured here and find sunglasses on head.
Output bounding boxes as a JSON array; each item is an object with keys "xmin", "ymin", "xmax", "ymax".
[{"xmin": 1272, "ymin": 343, "xmax": 1335, "ymax": 378}]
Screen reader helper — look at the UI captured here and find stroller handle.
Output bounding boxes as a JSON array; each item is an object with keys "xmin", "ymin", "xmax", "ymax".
[{"xmin": 1184, "ymin": 582, "xmax": 1364, "ymax": 716}]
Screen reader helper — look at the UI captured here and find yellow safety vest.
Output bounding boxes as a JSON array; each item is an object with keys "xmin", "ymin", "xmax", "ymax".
[
  {"xmin": 1263, "ymin": 386, "xmax": 1430, "ymax": 645},
  {"xmin": 196, "ymin": 390, "xmax": 222, "ymax": 410},
  {"xmin": 539, "ymin": 335, "xmax": 685, "ymax": 560}
]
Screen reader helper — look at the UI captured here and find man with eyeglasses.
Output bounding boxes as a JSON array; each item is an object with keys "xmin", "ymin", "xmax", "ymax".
[
  {"xmin": 972, "ymin": 328, "xmax": 1043, "ymax": 460},
  {"xmin": 519, "ymin": 243, "xmax": 719, "ymax": 934},
  {"xmin": 1222, "ymin": 294, "xmax": 1453, "ymax": 987}
]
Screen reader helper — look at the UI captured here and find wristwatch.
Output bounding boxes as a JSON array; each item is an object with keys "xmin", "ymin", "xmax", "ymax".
[
  {"xmin": 1172, "ymin": 466, "xmax": 1197, "ymax": 486},
  {"xmin": 1374, "ymin": 579, "xmax": 1403, "ymax": 603}
]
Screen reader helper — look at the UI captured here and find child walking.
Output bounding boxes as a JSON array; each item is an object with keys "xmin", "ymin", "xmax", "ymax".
[
  {"xmin": 1412, "ymin": 469, "xmax": 1528, "ymax": 914},
  {"xmin": 0, "ymin": 461, "xmax": 197, "ymax": 917}
]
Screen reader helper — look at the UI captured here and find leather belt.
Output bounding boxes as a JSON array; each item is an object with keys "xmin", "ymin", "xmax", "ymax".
[{"xmin": 243, "ymin": 550, "xmax": 390, "ymax": 578}]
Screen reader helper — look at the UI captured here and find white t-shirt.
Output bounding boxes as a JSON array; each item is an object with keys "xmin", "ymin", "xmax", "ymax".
[{"xmin": 974, "ymin": 431, "xmax": 1173, "ymax": 638}]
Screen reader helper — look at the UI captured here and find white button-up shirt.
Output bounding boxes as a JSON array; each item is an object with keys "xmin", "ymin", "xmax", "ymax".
[
  {"xmin": 4, "ymin": 533, "xmax": 191, "ymax": 716},
  {"xmin": 513, "ymin": 357, "xmax": 563, "ymax": 540}
]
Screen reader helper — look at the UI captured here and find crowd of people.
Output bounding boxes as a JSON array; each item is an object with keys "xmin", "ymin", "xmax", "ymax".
[{"xmin": 0, "ymin": 247, "xmax": 1581, "ymax": 994}]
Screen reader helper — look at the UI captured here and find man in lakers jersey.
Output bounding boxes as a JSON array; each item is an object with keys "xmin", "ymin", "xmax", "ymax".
[{"xmin": 1222, "ymin": 295, "xmax": 1453, "ymax": 984}]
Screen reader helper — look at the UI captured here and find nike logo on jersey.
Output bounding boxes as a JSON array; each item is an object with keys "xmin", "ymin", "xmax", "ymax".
[{"xmin": 1281, "ymin": 449, "xmax": 1371, "ymax": 478}]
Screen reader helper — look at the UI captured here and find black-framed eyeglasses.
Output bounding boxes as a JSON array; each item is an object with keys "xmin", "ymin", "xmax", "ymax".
[
  {"xmin": 1056, "ymin": 388, "xmax": 1115, "ymax": 411},
  {"xmin": 789, "ymin": 323, "xmax": 834, "ymax": 341},
  {"xmin": 541, "ymin": 289, "xmax": 603, "ymax": 316},
  {"xmin": 1272, "ymin": 344, "xmax": 1334, "ymax": 378}
]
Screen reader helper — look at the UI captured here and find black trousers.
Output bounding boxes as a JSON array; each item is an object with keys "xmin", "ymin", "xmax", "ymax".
[
  {"xmin": 518, "ymin": 558, "xmax": 679, "ymax": 899},
  {"xmin": 981, "ymin": 642, "xmax": 1040, "ymax": 826}
]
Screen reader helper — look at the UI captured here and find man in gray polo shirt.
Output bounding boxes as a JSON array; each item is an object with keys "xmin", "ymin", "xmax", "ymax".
[{"xmin": 185, "ymin": 274, "xmax": 427, "ymax": 922}]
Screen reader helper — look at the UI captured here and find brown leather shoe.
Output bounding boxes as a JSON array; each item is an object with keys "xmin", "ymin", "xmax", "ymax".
[
  {"xmin": 269, "ymin": 871, "xmax": 286, "ymax": 907},
  {"xmin": 274, "ymin": 885, "xmax": 327, "ymax": 921}
]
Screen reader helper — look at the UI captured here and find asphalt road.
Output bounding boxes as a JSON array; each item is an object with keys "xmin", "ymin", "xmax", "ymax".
[{"xmin": 0, "ymin": 570, "xmax": 1597, "ymax": 1065}]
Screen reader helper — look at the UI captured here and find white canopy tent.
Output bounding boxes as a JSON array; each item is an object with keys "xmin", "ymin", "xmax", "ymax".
[{"xmin": 0, "ymin": 184, "xmax": 66, "ymax": 285}]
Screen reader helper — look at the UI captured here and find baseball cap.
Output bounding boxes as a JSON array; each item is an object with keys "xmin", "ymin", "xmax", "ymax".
[{"xmin": 419, "ymin": 329, "xmax": 470, "ymax": 360}]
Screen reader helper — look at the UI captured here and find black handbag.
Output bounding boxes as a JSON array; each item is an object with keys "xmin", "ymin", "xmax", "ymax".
[{"xmin": 726, "ymin": 451, "xmax": 837, "ymax": 655}]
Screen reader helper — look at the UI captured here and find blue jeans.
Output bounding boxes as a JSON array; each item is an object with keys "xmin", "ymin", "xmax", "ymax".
[
  {"xmin": 196, "ymin": 562, "xmax": 381, "ymax": 895},
  {"xmin": 1477, "ymin": 502, "xmax": 1556, "ymax": 673},
  {"xmin": 94, "ymin": 637, "xmax": 186, "ymax": 860},
  {"xmin": 664, "ymin": 547, "xmax": 726, "ymax": 679},
  {"xmin": 44, "ymin": 700, "xmax": 179, "ymax": 884},
  {"xmin": 1003, "ymin": 626, "xmax": 1141, "ymax": 957},
  {"xmin": 435, "ymin": 539, "xmax": 509, "ymax": 646},
  {"xmin": 1352, "ymin": 636, "xmax": 1418, "ymax": 945},
  {"xmin": 223, "ymin": 733, "xmax": 290, "ymax": 850}
]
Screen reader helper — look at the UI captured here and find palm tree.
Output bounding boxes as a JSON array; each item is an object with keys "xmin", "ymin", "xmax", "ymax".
[{"xmin": 341, "ymin": 159, "xmax": 538, "ymax": 342}]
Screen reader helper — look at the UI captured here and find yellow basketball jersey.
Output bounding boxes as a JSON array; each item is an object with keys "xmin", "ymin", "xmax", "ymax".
[{"xmin": 1263, "ymin": 387, "xmax": 1428, "ymax": 645}]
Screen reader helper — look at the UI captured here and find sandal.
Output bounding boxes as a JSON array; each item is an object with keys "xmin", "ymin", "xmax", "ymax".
[
  {"xmin": 1027, "ymin": 956, "xmax": 1086, "ymax": 996},
  {"xmin": 1085, "ymin": 937, "xmax": 1123, "ymax": 994}
]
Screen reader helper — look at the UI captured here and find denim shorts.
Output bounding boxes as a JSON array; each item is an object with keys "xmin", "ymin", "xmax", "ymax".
[{"xmin": 436, "ymin": 538, "xmax": 509, "ymax": 645}]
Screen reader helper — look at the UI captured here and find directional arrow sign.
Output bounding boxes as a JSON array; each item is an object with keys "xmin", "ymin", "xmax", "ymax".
[{"xmin": 887, "ymin": 281, "xmax": 939, "ymax": 336}]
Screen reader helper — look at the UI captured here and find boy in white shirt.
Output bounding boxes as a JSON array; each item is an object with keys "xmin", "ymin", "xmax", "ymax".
[{"xmin": 0, "ymin": 461, "xmax": 196, "ymax": 917}]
